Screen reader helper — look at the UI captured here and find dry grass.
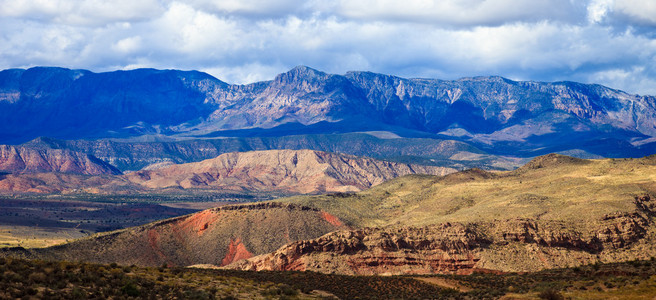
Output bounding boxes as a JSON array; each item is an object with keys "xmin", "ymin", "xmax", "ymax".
[
  {"xmin": 0, "ymin": 226, "xmax": 86, "ymax": 249},
  {"xmin": 283, "ymin": 155, "xmax": 656, "ymax": 231}
]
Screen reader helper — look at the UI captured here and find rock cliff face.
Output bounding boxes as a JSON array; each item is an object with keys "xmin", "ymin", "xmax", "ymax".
[
  {"xmin": 0, "ymin": 145, "xmax": 121, "ymax": 175},
  {"xmin": 2, "ymin": 66, "xmax": 656, "ymax": 157},
  {"xmin": 228, "ymin": 212, "xmax": 655, "ymax": 275},
  {"xmin": 125, "ymin": 149, "xmax": 455, "ymax": 193},
  {"xmin": 227, "ymin": 195, "xmax": 656, "ymax": 275},
  {"xmin": 229, "ymin": 224, "xmax": 487, "ymax": 275}
]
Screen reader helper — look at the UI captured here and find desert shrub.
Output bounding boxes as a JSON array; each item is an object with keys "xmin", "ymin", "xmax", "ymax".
[
  {"xmin": 183, "ymin": 289, "xmax": 212, "ymax": 300},
  {"xmin": 538, "ymin": 289, "xmax": 564, "ymax": 300},
  {"xmin": 28, "ymin": 272, "xmax": 47, "ymax": 283},
  {"xmin": 121, "ymin": 282, "xmax": 140, "ymax": 297},
  {"xmin": 70, "ymin": 287, "xmax": 86, "ymax": 299},
  {"xmin": 279, "ymin": 284, "xmax": 299, "ymax": 296},
  {"xmin": 26, "ymin": 286, "xmax": 38, "ymax": 296}
]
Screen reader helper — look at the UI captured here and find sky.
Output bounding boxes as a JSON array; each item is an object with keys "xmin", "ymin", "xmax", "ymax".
[{"xmin": 1, "ymin": 0, "xmax": 656, "ymax": 95}]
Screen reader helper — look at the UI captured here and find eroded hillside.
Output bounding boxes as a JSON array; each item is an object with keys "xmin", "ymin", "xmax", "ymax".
[{"xmin": 228, "ymin": 154, "xmax": 656, "ymax": 274}]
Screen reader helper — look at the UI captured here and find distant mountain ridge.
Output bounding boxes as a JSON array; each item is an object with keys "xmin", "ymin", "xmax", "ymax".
[
  {"xmin": 0, "ymin": 149, "xmax": 455, "ymax": 194},
  {"xmin": 0, "ymin": 145, "xmax": 120, "ymax": 175},
  {"xmin": 2, "ymin": 66, "xmax": 656, "ymax": 157},
  {"xmin": 125, "ymin": 149, "xmax": 455, "ymax": 193}
]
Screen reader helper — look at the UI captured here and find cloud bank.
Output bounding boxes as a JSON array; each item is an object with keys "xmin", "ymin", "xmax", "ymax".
[{"xmin": 1, "ymin": 0, "xmax": 655, "ymax": 95}]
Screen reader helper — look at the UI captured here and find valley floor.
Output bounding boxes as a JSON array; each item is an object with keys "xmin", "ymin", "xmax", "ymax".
[{"xmin": 0, "ymin": 195, "xmax": 233, "ymax": 248}]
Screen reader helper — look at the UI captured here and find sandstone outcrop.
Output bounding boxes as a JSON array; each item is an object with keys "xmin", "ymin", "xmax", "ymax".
[
  {"xmin": 229, "ymin": 224, "xmax": 488, "ymax": 275},
  {"xmin": 227, "ymin": 198, "xmax": 656, "ymax": 275}
]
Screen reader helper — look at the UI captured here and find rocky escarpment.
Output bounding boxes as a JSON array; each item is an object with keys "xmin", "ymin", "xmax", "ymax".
[
  {"xmin": 0, "ymin": 145, "xmax": 121, "ymax": 175},
  {"xmin": 227, "ymin": 196, "xmax": 656, "ymax": 275},
  {"xmin": 125, "ymin": 149, "xmax": 455, "ymax": 193},
  {"xmin": 229, "ymin": 223, "xmax": 488, "ymax": 275}
]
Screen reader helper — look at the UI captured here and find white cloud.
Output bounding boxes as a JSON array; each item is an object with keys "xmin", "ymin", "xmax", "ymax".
[
  {"xmin": 0, "ymin": 0, "xmax": 165, "ymax": 26},
  {"xmin": 0, "ymin": 0, "xmax": 656, "ymax": 96},
  {"xmin": 588, "ymin": 0, "xmax": 614, "ymax": 23},
  {"xmin": 112, "ymin": 36, "xmax": 142, "ymax": 53},
  {"xmin": 614, "ymin": 0, "xmax": 656, "ymax": 25},
  {"xmin": 334, "ymin": 0, "xmax": 586, "ymax": 26}
]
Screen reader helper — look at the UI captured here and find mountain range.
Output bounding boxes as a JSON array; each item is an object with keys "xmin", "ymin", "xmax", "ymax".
[{"xmin": 2, "ymin": 66, "xmax": 656, "ymax": 161}]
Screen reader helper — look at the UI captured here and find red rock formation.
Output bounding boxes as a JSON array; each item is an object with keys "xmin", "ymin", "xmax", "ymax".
[
  {"xmin": 227, "ymin": 208, "xmax": 656, "ymax": 275},
  {"xmin": 221, "ymin": 239, "xmax": 253, "ymax": 266},
  {"xmin": 0, "ymin": 145, "xmax": 120, "ymax": 175},
  {"xmin": 229, "ymin": 224, "xmax": 487, "ymax": 275},
  {"xmin": 319, "ymin": 211, "xmax": 344, "ymax": 227}
]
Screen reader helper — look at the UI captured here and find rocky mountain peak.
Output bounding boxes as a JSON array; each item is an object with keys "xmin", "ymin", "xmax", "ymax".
[{"xmin": 273, "ymin": 65, "xmax": 328, "ymax": 84}]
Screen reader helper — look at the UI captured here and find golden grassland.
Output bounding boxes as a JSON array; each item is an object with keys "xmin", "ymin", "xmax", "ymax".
[
  {"xmin": 0, "ymin": 226, "xmax": 87, "ymax": 249},
  {"xmin": 283, "ymin": 155, "xmax": 656, "ymax": 230}
]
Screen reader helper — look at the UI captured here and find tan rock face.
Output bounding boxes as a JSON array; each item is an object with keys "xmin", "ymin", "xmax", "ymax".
[
  {"xmin": 125, "ymin": 149, "xmax": 455, "ymax": 194},
  {"xmin": 0, "ymin": 145, "xmax": 120, "ymax": 175}
]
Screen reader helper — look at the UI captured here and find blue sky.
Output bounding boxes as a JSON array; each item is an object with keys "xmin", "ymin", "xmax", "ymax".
[{"xmin": 1, "ymin": 0, "xmax": 655, "ymax": 95}]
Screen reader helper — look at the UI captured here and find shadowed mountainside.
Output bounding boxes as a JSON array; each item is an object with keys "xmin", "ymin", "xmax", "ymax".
[
  {"xmin": 2, "ymin": 66, "xmax": 656, "ymax": 158},
  {"xmin": 21, "ymin": 134, "xmax": 510, "ymax": 172}
]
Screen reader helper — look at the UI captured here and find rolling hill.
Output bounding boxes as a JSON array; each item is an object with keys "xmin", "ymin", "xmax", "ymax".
[
  {"xmin": 226, "ymin": 154, "xmax": 656, "ymax": 274},
  {"xmin": 5, "ymin": 154, "xmax": 656, "ymax": 276},
  {"xmin": 1, "ymin": 203, "xmax": 347, "ymax": 267}
]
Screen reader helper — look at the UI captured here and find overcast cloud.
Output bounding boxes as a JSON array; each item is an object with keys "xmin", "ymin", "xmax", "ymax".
[{"xmin": 1, "ymin": 0, "xmax": 655, "ymax": 95}]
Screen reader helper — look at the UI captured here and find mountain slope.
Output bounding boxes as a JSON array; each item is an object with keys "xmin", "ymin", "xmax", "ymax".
[
  {"xmin": 7, "ymin": 154, "xmax": 656, "ymax": 275},
  {"xmin": 281, "ymin": 154, "xmax": 656, "ymax": 227},
  {"xmin": 1, "ymin": 203, "xmax": 347, "ymax": 267},
  {"xmin": 21, "ymin": 134, "xmax": 507, "ymax": 172},
  {"xmin": 125, "ymin": 149, "xmax": 455, "ymax": 193},
  {"xmin": 224, "ymin": 154, "xmax": 656, "ymax": 274},
  {"xmin": 0, "ymin": 149, "xmax": 455, "ymax": 194},
  {"xmin": 0, "ymin": 145, "xmax": 121, "ymax": 175},
  {"xmin": 2, "ymin": 66, "xmax": 656, "ymax": 157}
]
